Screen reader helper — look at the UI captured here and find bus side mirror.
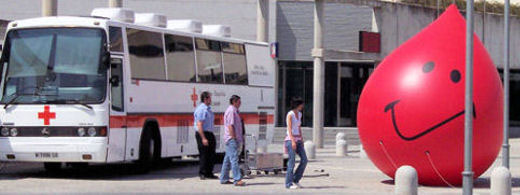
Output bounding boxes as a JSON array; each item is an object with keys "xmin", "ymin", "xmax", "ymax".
[{"xmin": 110, "ymin": 76, "xmax": 119, "ymax": 87}]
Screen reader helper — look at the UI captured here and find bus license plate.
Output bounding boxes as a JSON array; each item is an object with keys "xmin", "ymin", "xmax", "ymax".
[{"xmin": 35, "ymin": 152, "xmax": 58, "ymax": 158}]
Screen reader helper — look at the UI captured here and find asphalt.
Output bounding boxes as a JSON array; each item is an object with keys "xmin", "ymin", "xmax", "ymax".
[{"xmin": 0, "ymin": 139, "xmax": 518, "ymax": 194}]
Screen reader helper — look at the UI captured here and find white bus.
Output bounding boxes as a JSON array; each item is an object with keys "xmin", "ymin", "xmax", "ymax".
[{"xmin": 0, "ymin": 8, "xmax": 275, "ymax": 171}]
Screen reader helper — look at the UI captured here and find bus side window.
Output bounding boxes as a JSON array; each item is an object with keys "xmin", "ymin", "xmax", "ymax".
[
  {"xmin": 127, "ymin": 28, "xmax": 166, "ymax": 80},
  {"xmin": 222, "ymin": 42, "xmax": 248, "ymax": 85},
  {"xmin": 110, "ymin": 58, "xmax": 124, "ymax": 112},
  {"xmin": 165, "ymin": 34, "xmax": 196, "ymax": 82},
  {"xmin": 109, "ymin": 27, "xmax": 123, "ymax": 52},
  {"xmin": 195, "ymin": 38, "xmax": 223, "ymax": 83}
]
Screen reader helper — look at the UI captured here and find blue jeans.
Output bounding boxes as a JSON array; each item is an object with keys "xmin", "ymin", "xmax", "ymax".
[
  {"xmin": 285, "ymin": 140, "xmax": 308, "ymax": 188},
  {"xmin": 220, "ymin": 139, "xmax": 241, "ymax": 183}
]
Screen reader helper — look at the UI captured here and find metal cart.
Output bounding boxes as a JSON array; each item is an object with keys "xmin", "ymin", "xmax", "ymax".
[{"xmin": 242, "ymin": 134, "xmax": 284, "ymax": 176}]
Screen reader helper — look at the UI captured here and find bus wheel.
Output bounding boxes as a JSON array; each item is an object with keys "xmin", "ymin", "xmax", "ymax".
[
  {"xmin": 44, "ymin": 162, "xmax": 62, "ymax": 172},
  {"xmin": 136, "ymin": 125, "xmax": 160, "ymax": 172}
]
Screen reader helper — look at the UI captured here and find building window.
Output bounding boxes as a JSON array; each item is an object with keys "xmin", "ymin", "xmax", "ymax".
[
  {"xmin": 498, "ymin": 69, "xmax": 520, "ymax": 127},
  {"xmin": 277, "ymin": 61, "xmax": 313, "ymax": 127},
  {"xmin": 222, "ymin": 42, "xmax": 248, "ymax": 85},
  {"xmin": 195, "ymin": 38, "xmax": 223, "ymax": 83},
  {"xmin": 277, "ymin": 61, "xmax": 373, "ymax": 127},
  {"xmin": 337, "ymin": 63, "xmax": 373, "ymax": 127},
  {"xmin": 127, "ymin": 28, "xmax": 165, "ymax": 80},
  {"xmin": 109, "ymin": 26, "xmax": 123, "ymax": 52},
  {"xmin": 324, "ymin": 62, "xmax": 338, "ymax": 126},
  {"xmin": 165, "ymin": 34, "xmax": 196, "ymax": 82}
]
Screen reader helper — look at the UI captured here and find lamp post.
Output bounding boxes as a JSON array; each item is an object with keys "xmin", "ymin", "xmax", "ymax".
[
  {"xmin": 503, "ymin": 0, "xmax": 511, "ymax": 169},
  {"xmin": 462, "ymin": 0, "xmax": 475, "ymax": 194}
]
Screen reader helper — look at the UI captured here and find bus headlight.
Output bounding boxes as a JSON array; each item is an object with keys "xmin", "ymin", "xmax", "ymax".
[
  {"xmin": 77, "ymin": 128, "xmax": 86, "ymax": 137},
  {"xmin": 10, "ymin": 128, "xmax": 18, "ymax": 137},
  {"xmin": 87, "ymin": 127, "xmax": 96, "ymax": 137},
  {"xmin": 1, "ymin": 127, "xmax": 10, "ymax": 136}
]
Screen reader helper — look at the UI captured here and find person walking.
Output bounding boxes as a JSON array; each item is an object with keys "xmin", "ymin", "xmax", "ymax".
[
  {"xmin": 194, "ymin": 91, "xmax": 218, "ymax": 180},
  {"xmin": 220, "ymin": 95, "xmax": 246, "ymax": 186},
  {"xmin": 285, "ymin": 97, "xmax": 308, "ymax": 189}
]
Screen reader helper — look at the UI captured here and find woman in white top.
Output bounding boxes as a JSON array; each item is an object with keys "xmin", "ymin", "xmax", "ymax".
[{"xmin": 284, "ymin": 97, "xmax": 308, "ymax": 189}]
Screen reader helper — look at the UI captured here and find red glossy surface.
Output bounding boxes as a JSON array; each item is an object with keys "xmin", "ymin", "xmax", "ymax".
[{"xmin": 357, "ymin": 5, "xmax": 503, "ymax": 186}]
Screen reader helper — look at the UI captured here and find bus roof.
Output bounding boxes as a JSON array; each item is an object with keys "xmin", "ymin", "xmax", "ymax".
[{"xmin": 6, "ymin": 16, "xmax": 268, "ymax": 46}]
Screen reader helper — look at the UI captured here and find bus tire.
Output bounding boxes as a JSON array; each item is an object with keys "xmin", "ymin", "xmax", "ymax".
[
  {"xmin": 44, "ymin": 162, "xmax": 62, "ymax": 172},
  {"xmin": 136, "ymin": 123, "xmax": 161, "ymax": 172}
]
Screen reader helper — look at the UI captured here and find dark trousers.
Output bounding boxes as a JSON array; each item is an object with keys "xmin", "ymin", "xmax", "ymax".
[{"xmin": 195, "ymin": 131, "xmax": 216, "ymax": 176}]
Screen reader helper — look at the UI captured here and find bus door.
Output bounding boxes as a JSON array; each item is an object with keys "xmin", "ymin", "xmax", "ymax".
[{"xmin": 107, "ymin": 56, "xmax": 127, "ymax": 162}]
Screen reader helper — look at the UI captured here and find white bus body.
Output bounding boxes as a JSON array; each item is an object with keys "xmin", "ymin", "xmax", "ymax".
[{"xmin": 0, "ymin": 14, "xmax": 275, "ymax": 165}]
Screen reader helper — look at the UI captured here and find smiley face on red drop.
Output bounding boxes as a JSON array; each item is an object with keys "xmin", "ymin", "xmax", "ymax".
[{"xmin": 383, "ymin": 61, "xmax": 475, "ymax": 141}]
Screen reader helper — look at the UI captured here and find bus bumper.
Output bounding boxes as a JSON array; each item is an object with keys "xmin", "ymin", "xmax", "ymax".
[{"xmin": 0, "ymin": 137, "xmax": 107, "ymax": 163}]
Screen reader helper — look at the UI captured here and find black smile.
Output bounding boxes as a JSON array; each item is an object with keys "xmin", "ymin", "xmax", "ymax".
[{"xmin": 384, "ymin": 100, "xmax": 476, "ymax": 141}]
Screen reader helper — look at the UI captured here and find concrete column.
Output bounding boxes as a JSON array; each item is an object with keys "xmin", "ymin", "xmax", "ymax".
[
  {"xmin": 256, "ymin": 0, "xmax": 269, "ymax": 42},
  {"xmin": 41, "ymin": 0, "xmax": 57, "ymax": 17},
  {"xmin": 336, "ymin": 139, "xmax": 347, "ymax": 157},
  {"xmin": 109, "ymin": 0, "xmax": 123, "ymax": 8},
  {"xmin": 336, "ymin": 132, "xmax": 346, "ymax": 142},
  {"xmin": 491, "ymin": 166, "xmax": 512, "ymax": 195},
  {"xmin": 395, "ymin": 166, "xmax": 418, "ymax": 195},
  {"xmin": 312, "ymin": 0, "xmax": 325, "ymax": 149},
  {"xmin": 304, "ymin": 140, "xmax": 316, "ymax": 159}
]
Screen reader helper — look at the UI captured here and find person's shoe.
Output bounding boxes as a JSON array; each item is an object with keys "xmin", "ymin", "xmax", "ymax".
[
  {"xmin": 220, "ymin": 180, "xmax": 233, "ymax": 184},
  {"xmin": 288, "ymin": 185, "xmax": 299, "ymax": 189},
  {"xmin": 234, "ymin": 180, "xmax": 246, "ymax": 186},
  {"xmin": 206, "ymin": 174, "xmax": 219, "ymax": 179},
  {"xmin": 293, "ymin": 182, "xmax": 303, "ymax": 188},
  {"xmin": 199, "ymin": 175, "xmax": 206, "ymax": 180}
]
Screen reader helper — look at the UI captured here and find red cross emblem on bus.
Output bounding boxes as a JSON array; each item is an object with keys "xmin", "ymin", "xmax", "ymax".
[
  {"xmin": 191, "ymin": 88, "xmax": 198, "ymax": 108},
  {"xmin": 38, "ymin": 106, "xmax": 56, "ymax": 125}
]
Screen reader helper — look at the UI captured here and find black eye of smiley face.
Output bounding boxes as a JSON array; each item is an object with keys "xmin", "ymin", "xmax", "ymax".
[
  {"xmin": 450, "ymin": 70, "xmax": 461, "ymax": 83},
  {"xmin": 422, "ymin": 61, "xmax": 434, "ymax": 73},
  {"xmin": 422, "ymin": 62, "xmax": 461, "ymax": 84}
]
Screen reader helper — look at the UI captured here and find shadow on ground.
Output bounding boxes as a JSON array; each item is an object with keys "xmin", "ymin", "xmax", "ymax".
[
  {"xmin": 0, "ymin": 160, "xmax": 201, "ymax": 181},
  {"xmin": 381, "ymin": 177, "xmax": 520, "ymax": 189},
  {"xmin": 301, "ymin": 185, "xmax": 346, "ymax": 189},
  {"xmin": 474, "ymin": 177, "xmax": 520, "ymax": 188}
]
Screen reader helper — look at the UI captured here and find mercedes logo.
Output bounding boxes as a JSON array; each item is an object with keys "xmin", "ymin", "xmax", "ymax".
[{"xmin": 41, "ymin": 127, "xmax": 50, "ymax": 136}]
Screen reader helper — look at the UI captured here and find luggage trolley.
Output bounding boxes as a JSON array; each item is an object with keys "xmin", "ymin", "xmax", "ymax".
[{"xmin": 242, "ymin": 134, "xmax": 284, "ymax": 176}]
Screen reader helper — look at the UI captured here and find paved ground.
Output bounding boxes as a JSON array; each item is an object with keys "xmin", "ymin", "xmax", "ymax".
[{"xmin": 0, "ymin": 139, "xmax": 519, "ymax": 194}]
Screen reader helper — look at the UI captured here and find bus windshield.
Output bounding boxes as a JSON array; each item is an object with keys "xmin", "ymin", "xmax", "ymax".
[{"xmin": 0, "ymin": 28, "xmax": 107, "ymax": 105}]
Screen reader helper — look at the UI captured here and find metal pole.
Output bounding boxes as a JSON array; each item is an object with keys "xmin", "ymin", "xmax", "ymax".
[
  {"xmin": 437, "ymin": 0, "xmax": 440, "ymax": 18},
  {"xmin": 502, "ymin": 0, "xmax": 511, "ymax": 169},
  {"xmin": 312, "ymin": 0, "xmax": 325, "ymax": 148},
  {"xmin": 463, "ymin": 0, "xmax": 475, "ymax": 194},
  {"xmin": 109, "ymin": 0, "xmax": 122, "ymax": 8},
  {"xmin": 41, "ymin": 0, "xmax": 57, "ymax": 17},
  {"xmin": 256, "ymin": 0, "xmax": 269, "ymax": 42}
]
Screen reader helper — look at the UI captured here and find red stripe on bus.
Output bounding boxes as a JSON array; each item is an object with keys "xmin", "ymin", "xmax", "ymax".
[{"xmin": 109, "ymin": 113, "xmax": 274, "ymax": 129}]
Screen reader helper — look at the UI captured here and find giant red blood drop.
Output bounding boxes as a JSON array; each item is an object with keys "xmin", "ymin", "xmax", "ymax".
[{"xmin": 357, "ymin": 5, "xmax": 503, "ymax": 186}]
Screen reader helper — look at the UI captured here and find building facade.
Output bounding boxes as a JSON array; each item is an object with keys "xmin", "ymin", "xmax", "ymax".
[{"xmin": 1, "ymin": 0, "xmax": 520, "ymax": 138}]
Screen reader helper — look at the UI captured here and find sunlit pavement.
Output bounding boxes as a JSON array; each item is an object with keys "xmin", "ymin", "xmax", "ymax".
[{"xmin": 0, "ymin": 139, "xmax": 518, "ymax": 194}]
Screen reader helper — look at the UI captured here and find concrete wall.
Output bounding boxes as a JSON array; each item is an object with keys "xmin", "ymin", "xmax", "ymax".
[
  {"xmin": 0, "ymin": 0, "xmax": 277, "ymax": 42},
  {"xmin": 276, "ymin": 1, "xmax": 373, "ymax": 61},
  {"xmin": 377, "ymin": 3, "xmax": 520, "ymax": 68},
  {"xmin": 277, "ymin": 1, "xmax": 520, "ymax": 68}
]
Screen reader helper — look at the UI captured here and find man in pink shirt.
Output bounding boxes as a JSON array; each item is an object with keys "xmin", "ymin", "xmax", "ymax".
[{"xmin": 219, "ymin": 95, "xmax": 245, "ymax": 186}]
